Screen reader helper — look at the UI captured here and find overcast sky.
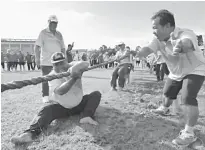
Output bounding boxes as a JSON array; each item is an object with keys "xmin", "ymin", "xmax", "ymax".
[{"xmin": 1, "ymin": 1, "xmax": 205, "ymax": 49}]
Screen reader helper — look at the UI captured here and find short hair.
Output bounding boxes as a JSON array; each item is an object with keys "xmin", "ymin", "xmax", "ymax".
[
  {"xmin": 151, "ymin": 9, "xmax": 175, "ymax": 27},
  {"xmin": 68, "ymin": 44, "xmax": 72, "ymax": 47}
]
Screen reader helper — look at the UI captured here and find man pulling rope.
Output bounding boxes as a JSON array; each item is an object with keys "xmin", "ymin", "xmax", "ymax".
[{"xmin": 11, "ymin": 52, "xmax": 101, "ymax": 145}]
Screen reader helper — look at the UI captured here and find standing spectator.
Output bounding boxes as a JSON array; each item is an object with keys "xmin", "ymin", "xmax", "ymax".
[
  {"xmin": 31, "ymin": 55, "xmax": 36, "ymax": 70},
  {"xmin": 6, "ymin": 49, "xmax": 12, "ymax": 71},
  {"xmin": 97, "ymin": 53, "xmax": 104, "ymax": 68},
  {"xmin": 18, "ymin": 51, "xmax": 25, "ymax": 71},
  {"xmin": 13, "ymin": 51, "xmax": 18, "ymax": 71},
  {"xmin": 66, "ymin": 42, "xmax": 74, "ymax": 63},
  {"xmin": 103, "ymin": 52, "xmax": 109, "ymax": 69},
  {"xmin": 73, "ymin": 50, "xmax": 80, "ymax": 61},
  {"xmin": 82, "ymin": 52, "xmax": 87, "ymax": 61},
  {"xmin": 25, "ymin": 52, "xmax": 32, "ymax": 71},
  {"xmin": 1, "ymin": 51, "xmax": 5, "ymax": 71},
  {"xmin": 35, "ymin": 15, "xmax": 65, "ymax": 103}
]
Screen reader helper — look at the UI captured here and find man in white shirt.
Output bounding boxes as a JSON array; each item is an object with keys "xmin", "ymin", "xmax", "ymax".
[
  {"xmin": 35, "ymin": 15, "xmax": 66, "ymax": 103},
  {"xmin": 11, "ymin": 52, "xmax": 101, "ymax": 145},
  {"xmin": 110, "ymin": 42, "xmax": 132, "ymax": 91},
  {"xmin": 136, "ymin": 9, "xmax": 205, "ymax": 146}
]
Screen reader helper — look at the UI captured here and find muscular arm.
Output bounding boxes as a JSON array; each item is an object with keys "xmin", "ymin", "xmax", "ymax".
[
  {"xmin": 54, "ymin": 77, "xmax": 79, "ymax": 95},
  {"xmin": 137, "ymin": 47, "xmax": 153, "ymax": 59}
]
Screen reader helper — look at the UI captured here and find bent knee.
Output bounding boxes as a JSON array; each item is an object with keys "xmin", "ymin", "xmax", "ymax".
[
  {"xmin": 91, "ymin": 91, "xmax": 102, "ymax": 98},
  {"xmin": 181, "ymin": 96, "xmax": 198, "ymax": 106}
]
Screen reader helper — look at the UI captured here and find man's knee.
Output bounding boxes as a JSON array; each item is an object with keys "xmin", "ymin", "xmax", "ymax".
[
  {"xmin": 91, "ymin": 91, "xmax": 101, "ymax": 99},
  {"xmin": 181, "ymin": 96, "xmax": 198, "ymax": 106}
]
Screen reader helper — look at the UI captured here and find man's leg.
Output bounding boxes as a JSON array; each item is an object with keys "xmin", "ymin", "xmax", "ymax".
[
  {"xmin": 155, "ymin": 64, "xmax": 160, "ymax": 81},
  {"xmin": 160, "ymin": 63, "xmax": 165, "ymax": 81},
  {"xmin": 118, "ymin": 64, "xmax": 129, "ymax": 89},
  {"xmin": 79, "ymin": 91, "xmax": 101, "ymax": 125},
  {"xmin": 152, "ymin": 77, "xmax": 182, "ymax": 115},
  {"xmin": 41, "ymin": 66, "xmax": 53, "ymax": 102},
  {"xmin": 110, "ymin": 66, "xmax": 120, "ymax": 90},
  {"xmin": 11, "ymin": 104, "xmax": 69, "ymax": 144},
  {"xmin": 172, "ymin": 74, "xmax": 205, "ymax": 145}
]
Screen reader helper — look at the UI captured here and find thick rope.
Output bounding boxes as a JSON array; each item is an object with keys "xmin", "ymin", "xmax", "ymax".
[{"xmin": 1, "ymin": 55, "xmax": 129, "ymax": 92}]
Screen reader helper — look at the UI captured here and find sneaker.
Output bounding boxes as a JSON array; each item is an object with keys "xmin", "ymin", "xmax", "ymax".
[
  {"xmin": 172, "ymin": 129, "xmax": 197, "ymax": 146},
  {"xmin": 80, "ymin": 117, "xmax": 99, "ymax": 125},
  {"xmin": 11, "ymin": 132, "xmax": 33, "ymax": 144},
  {"xmin": 151, "ymin": 105, "xmax": 170, "ymax": 115},
  {"xmin": 42, "ymin": 96, "xmax": 49, "ymax": 103},
  {"xmin": 110, "ymin": 87, "xmax": 117, "ymax": 91}
]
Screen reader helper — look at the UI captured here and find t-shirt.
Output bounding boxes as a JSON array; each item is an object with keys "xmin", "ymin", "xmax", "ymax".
[
  {"xmin": 18, "ymin": 53, "xmax": 25, "ymax": 62},
  {"xmin": 148, "ymin": 27, "xmax": 205, "ymax": 81},
  {"xmin": 48, "ymin": 61, "xmax": 89, "ymax": 108},
  {"xmin": 25, "ymin": 54, "xmax": 32, "ymax": 63},
  {"xmin": 115, "ymin": 50, "xmax": 131, "ymax": 64},
  {"xmin": 35, "ymin": 28, "xmax": 65, "ymax": 66}
]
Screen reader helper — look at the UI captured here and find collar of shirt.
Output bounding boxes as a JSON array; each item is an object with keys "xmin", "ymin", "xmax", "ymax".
[{"xmin": 46, "ymin": 27, "xmax": 57, "ymax": 34}]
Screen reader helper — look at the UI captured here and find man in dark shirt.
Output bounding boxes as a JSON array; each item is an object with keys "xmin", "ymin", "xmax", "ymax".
[
  {"xmin": 66, "ymin": 42, "xmax": 74, "ymax": 63},
  {"xmin": 25, "ymin": 52, "xmax": 32, "ymax": 71}
]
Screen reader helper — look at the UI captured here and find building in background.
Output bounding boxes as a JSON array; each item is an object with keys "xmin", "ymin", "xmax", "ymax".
[{"xmin": 1, "ymin": 38, "xmax": 36, "ymax": 54}]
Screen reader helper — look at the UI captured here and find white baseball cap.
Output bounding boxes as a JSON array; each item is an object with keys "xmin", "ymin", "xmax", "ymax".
[
  {"xmin": 117, "ymin": 42, "xmax": 125, "ymax": 46},
  {"xmin": 51, "ymin": 52, "xmax": 65, "ymax": 64},
  {"xmin": 48, "ymin": 15, "xmax": 58, "ymax": 23}
]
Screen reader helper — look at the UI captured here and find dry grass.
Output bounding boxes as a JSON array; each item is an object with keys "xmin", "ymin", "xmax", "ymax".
[{"xmin": 1, "ymin": 68, "xmax": 205, "ymax": 150}]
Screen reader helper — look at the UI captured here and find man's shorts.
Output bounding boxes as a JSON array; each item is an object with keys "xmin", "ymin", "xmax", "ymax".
[{"xmin": 163, "ymin": 74, "xmax": 205, "ymax": 106}]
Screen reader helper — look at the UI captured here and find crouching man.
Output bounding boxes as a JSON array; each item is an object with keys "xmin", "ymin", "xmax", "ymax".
[{"xmin": 11, "ymin": 52, "xmax": 101, "ymax": 145}]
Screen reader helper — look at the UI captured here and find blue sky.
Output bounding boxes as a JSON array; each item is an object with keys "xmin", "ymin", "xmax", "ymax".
[{"xmin": 1, "ymin": 1, "xmax": 205, "ymax": 49}]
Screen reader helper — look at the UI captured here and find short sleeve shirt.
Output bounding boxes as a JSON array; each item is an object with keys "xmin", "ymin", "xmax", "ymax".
[
  {"xmin": 148, "ymin": 27, "xmax": 205, "ymax": 81},
  {"xmin": 35, "ymin": 28, "xmax": 65, "ymax": 66}
]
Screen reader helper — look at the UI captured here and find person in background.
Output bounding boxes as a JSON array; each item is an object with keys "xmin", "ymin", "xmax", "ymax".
[
  {"xmin": 13, "ymin": 51, "xmax": 18, "ymax": 71},
  {"xmin": 1, "ymin": 51, "xmax": 5, "ymax": 71},
  {"xmin": 35, "ymin": 15, "xmax": 65, "ymax": 103},
  {"xmin": 25, "ymin": 52, "xmax": 32, "ymax": 71},
  {"xmin": 6, "ymin": 49, "xmax": 12, "ymax": 71},
  {"xmin": 66, "ymin": 42, "xmax": 74, "ymax": 63},
  {"xmin": 18, "ymin": 51, "xmax": 25, "ymax": 71},
  {"xmin": 31, "ymin": 55, "xmax": 36, "ymax": 70}
]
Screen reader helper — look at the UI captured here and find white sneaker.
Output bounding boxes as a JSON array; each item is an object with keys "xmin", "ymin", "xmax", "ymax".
[
  {"xmin": 151, "ymin": 105, "xmax": 169, "ymax": 115},
  {"xmin": 42, "ymin": 96, "xmax": 49, "ymax": 103},
  {"xmin": 80, "ymin": 117, "xmax": 99, "ymax": 125},
  {"xmin": 172, "ymin": 129, "xmax": 197, "ymax": 146}
]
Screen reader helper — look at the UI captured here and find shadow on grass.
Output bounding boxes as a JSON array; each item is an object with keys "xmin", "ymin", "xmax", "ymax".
[{"xmin": 23, "ymin": 105, "xmax": 185, "ymax": 150}]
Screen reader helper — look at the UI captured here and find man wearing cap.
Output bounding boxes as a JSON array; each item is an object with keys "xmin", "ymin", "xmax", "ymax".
[
  {"xmin": 11, "ymin": 52, "xmax": 101, "ymax": 145},
  {"xmin": 110, "ymin": 42, "xmax": 132, "ymax": 91},
  {"xmin": 35, "ymin": 15, "xmax": 66, "ymax": 103},
  {"xmin": 136, "ymin": 9, "xmax": 205, "ymax": 146}
]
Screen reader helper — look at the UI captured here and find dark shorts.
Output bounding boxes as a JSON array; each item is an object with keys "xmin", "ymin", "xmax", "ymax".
[{"xmin": 163, "ymin": 74, "xmax": 205, "ymax": 106}]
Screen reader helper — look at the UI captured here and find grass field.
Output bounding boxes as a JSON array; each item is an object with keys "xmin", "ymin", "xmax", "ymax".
[{"xmin": 1, "ymin": 68, "xmax": 205, "ymax": 150}]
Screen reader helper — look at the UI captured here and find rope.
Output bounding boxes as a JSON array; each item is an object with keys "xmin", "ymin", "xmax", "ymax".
[{"xmin": 1, "ymin": 55, "xmax": 129, "ymax": 93}]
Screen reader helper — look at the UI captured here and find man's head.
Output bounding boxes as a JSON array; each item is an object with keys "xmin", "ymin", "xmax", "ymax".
[
  {"xmin": 151, "ymin": 9, "xmax": 175, "ymax": 41},
  {"xmin": 67, "ymin": 44, "xmax": 73, "ymax": 51},
  {"xmin": 117, "ymin": 42, "xmax": 125, "ymax": 51},
  {"xmin": 48, "ymin": 15, "xmax": 58, "ymax": 32},
  {"xmin": 51, "ymin": 52, "xmax": 68, "ymax": 72},
  {"xmin": 126, "ymin": 46, "xmax": 130, "ymax": 51}
]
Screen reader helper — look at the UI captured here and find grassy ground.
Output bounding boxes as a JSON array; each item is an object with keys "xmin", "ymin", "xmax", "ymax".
[{"xmin": 1, "ymin": 67, "xmax": 205, "ymax": 150}]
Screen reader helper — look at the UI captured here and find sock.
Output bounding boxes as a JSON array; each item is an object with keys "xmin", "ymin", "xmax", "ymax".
[{"xmin": 184, "ymin": 124, "xmax": 194, "ymax": 134}]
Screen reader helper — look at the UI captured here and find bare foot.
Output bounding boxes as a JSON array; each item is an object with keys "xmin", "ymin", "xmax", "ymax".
[{"xmin": 79, "ymin": 117, "xmax": 99, "ymax": 125}]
